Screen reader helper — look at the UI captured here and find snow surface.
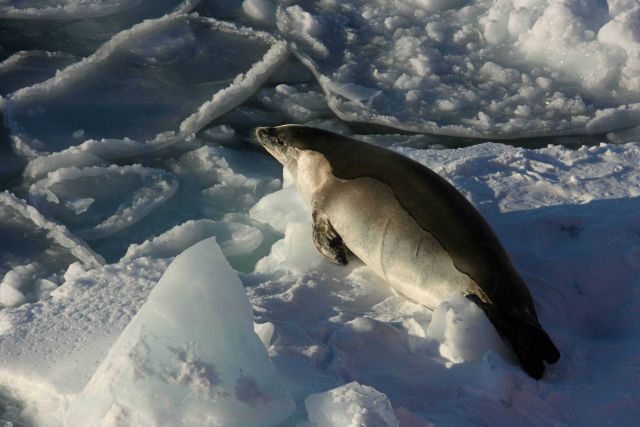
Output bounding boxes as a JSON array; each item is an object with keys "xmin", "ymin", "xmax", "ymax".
[
  {"xmin": 1, "ymin": 141, "xmax": 640, "ymax": 425},
  {"xmin": 245, "ymin": 141, "xmax": 640, "ymax": 426},
  {"xmin": 0, "ymin": 256, "xmax": 168, "ymax": 424},
  {"xmin": 1, "ymin": 1, "xmax": 640, "ymax": 426}
]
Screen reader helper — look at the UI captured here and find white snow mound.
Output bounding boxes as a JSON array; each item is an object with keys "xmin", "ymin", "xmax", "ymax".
[
  {"xmin": 305, "ymin": 381, "xmax": 399, "ymax": 427},
  {"xmin": 426, "ymin": 294, "xmax": 509, "ymax": 364}
]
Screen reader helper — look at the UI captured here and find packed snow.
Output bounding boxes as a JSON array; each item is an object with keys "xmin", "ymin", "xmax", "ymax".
[
  {"xmin": 0, "ymin": 0, "xmax": 639, "ymax": 426},
  {"xmin": 305, "ymin": 382, "xmax": 399, "ymax": 427}
]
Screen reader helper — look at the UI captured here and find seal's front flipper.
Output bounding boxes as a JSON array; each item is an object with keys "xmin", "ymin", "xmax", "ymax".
[{"xmin": 312, "ymin": 210, "xmax": 349, "ymax": 265}]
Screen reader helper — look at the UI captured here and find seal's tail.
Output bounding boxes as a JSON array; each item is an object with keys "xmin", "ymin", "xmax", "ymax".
[{"xmin": 488, "ymin": 310, "xmax": 560, "ymax": 379}]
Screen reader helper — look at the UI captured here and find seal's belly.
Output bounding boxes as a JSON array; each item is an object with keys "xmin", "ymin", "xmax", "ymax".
[{"xmin": 322, "ymin": 177, "xmax": 476, "ymax": 309}]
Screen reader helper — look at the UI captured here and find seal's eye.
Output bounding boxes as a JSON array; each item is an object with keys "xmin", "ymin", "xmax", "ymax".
[{"xmin": 275, "ymin": 137, "xmax": 285, "ymax": 146}]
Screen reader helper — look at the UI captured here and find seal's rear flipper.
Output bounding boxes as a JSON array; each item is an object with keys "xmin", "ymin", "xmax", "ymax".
[
  {"xmin": 312, "ymin": 210, "xmax": 350, "ymax": 265},
  {"xmin": 494, "ymin": 314, "xmax": 560, "ymax": 379},
  {"xmin": 467, "ymin": 295, "xmax": 560, "ymax": 379}
]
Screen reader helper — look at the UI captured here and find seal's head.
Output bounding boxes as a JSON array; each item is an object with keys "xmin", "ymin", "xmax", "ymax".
[
  {"xmin": 255, "ymin": 126, "xmax": 294, "ymax": 166},
  {"xmin": 255, "ymin": 125, "xmax": 337, "ymax": 200}
]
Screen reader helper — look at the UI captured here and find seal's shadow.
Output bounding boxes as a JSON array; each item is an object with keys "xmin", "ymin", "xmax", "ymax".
[{"xmin": 492, "ymin": 195, "xmax": 640, "ymax": 340}]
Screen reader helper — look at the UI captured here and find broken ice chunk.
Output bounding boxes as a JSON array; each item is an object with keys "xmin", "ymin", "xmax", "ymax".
[
  {"xmin": 28, "ymin": 164, "xmax": 178, "ymax": 240},
  {"xmin": 65, "ymin": 237, "xmax": 295, "ymax": 427},
  {"xmin": 426, "ymin": 294, "xmax": 509, "ymax": 364},
  {"xmin": 64, "ymin": 197, "xmax": 94, "ymax": 215},
  {"xmin": 0, "ymin": 281, "xmax": 26, "ymax": 308}
]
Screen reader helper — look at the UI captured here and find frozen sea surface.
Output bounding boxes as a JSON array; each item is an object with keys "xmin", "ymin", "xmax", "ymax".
[
  {"xmin": 0, "ymin": 0, "xmax": 639, "ymax": 426},
  {"xmin": 275, "ymin": 0, "xmax": 640, "ymax": 138},
  {"xmin": 3, "ymin": 13, "xmax": 288, "ymax": 155}
]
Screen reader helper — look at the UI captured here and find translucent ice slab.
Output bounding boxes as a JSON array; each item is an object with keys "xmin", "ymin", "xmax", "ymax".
[{"xmin": 66, "ymin": 237, "xmax": 294, "ymax": 427}]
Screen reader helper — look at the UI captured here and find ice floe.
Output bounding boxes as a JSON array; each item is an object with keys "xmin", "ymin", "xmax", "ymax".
[
  {"xmin": 4, "ymin": 13, "xmax": 288, "ymax": 156},
  {"xmin": 23, "ymin": 138, "xmax": 161, "ymax": 182},
  {"xmin": 0, "ymin": 0, "xmax": 190, "ymax": 57},
  {"xmin": 167, "ymin": 144, "xmax": 281, "ymax": 215},
  {"xmin": 275, "ymin": 0, "xmax": 640, "ymax": 138},
  {"xmin": 257, "ymin": 83, "xmax": 332, "ymax": 123},
  {"xmin": 192, "ymin": 0, "xmax": 276, "ymax": 29},
  {"xmin": 28, "ymin": 164, "xmax": 178, "ymax": 240},
  {"xmin": 0, "ymin": 50, "xmax": 77, "ymax": 97},
  {"xmin": 121, "ymin": 218, "xmax": 263, "ymax": 261},
  {"xmin": 0, "ymin": 0, "xmax": 141, "ymax": 20}
]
